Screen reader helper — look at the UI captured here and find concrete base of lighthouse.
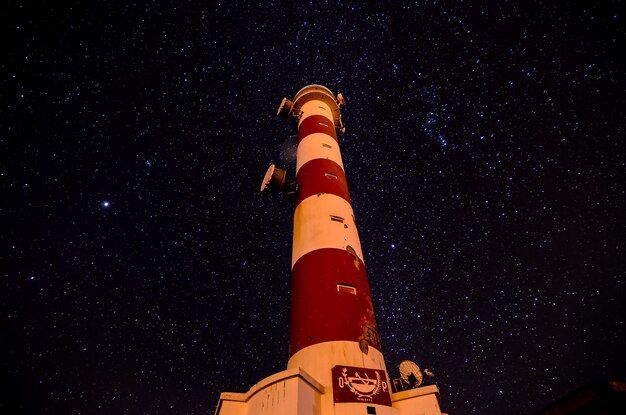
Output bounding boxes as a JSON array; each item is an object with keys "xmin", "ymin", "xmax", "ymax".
[{"xmin": 214, "ymin": 368, "xmax": 447, "ymax": 415}]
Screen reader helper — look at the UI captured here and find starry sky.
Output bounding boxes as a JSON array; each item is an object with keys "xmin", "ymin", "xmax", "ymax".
[{"xmin": 2, "ymin": 1, "xmax": 625, "ymax": 414}]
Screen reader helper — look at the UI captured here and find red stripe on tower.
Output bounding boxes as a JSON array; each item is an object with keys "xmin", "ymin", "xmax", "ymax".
[
  {"xmin": 289, "ymin": 248, "xmax": 381, "ymax": 356},
  {"xmin": 294, "ymin": 159, "xmax": 350, "ymax": 207},
  {"xmin": 298, "ymin": 114, "xmax": 339, "ymax": 143}
]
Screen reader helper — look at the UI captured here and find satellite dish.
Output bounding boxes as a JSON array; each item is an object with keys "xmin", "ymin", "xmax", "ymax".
[
  {"xmin": 277, "ymin": 97, "xmax": 293, "ymax": 117},
  {"xmin": 399, "ymin": 360, "xmax": 423, "ymax": 388},
  {"xmin": 260, "ymin": 164, "xmax": 286, "ymax": 194},
  {"xmin": 336, "ymin": 92, "xmax": 345, "ymax": 105}
]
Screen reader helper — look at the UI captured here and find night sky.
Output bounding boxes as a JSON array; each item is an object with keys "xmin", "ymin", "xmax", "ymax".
[{"xmin": 2, "ymin": 1, "xmax": 625, "ymax": 414}]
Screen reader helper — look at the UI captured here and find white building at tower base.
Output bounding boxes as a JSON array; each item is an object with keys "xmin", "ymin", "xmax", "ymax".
[{"xmin": 214, "ymin": 367, "xmax": 447, "ymax": 415}]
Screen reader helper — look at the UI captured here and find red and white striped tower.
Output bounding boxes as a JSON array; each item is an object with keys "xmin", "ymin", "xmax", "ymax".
[
  {"xmin": 277, "ymin": 85, "xmax": 395, "ymax": 414},
  {"xmin": 215, "ymin": 85, "xmax": 446, "ymax": 415}
]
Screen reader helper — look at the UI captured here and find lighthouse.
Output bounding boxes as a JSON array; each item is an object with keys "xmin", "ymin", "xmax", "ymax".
[{"xmin": 214, "ymin": 85, "xmax": 446, "ymax": 415}]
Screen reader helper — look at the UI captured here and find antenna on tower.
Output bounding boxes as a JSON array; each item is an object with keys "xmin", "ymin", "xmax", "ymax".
[
  {"xmin": 393, "ymin": 360, "xmax": 435, "ymax": 392},
  {"xmin": 260, "ymin": 164, "xmax": 298, "ymax": 201}
]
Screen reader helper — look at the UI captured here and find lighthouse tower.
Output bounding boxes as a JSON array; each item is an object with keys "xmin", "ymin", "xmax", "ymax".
[{"xmin": 214, "ymin": 85, "xmax": 446, "ymax": 415}]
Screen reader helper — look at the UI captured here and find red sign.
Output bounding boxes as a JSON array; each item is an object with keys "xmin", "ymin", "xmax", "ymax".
[{"xmin": 331, "ymin": 365, "xmax": 392, "ymax": 406}]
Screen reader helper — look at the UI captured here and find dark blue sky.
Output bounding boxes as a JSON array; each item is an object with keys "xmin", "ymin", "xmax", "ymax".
[{"xmin": 2, "ymin": 1, "xmax": 624, "ymax": 414}]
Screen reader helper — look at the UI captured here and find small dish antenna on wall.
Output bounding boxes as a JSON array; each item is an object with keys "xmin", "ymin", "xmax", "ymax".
[
  {"xmin": 399, "ymin": 360, "xmax": 424, "ymax": 388},
  {"xmin": 398, "ymin": 360, "xmax": 435, "ymax": 390}
]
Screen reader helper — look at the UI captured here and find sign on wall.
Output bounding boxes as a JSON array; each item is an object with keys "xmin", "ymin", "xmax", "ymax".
[{"xmin": 331, "ymin": 365, "xmax": 391, "ymax": 406}]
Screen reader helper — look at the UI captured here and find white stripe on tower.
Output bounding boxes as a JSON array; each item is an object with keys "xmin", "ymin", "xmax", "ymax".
[
  {"xmin": 292, "ymin": 194, "xmax": 363, "ymax": 268},
  {"xmin": 295, "ymin": 133, "xmax": 345, "ymax": 174}
]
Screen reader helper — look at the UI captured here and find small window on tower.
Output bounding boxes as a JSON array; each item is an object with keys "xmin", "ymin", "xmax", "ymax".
[
  {"xmin": 322, "ymin": 143, "xmax": 332, "ymax": 149},
  {"xmin": 318, "ymin": 122, "xmax": 329, "ymax": 127},
  {"xmin": 325, "ymin": 172, "xmax": 338, "ymax": 179},
  {"xmin": 337, "ymin": 284, "xmax": 357, "ymax": 295},
  {"xmin": 330, "ymin": 215, "xmax": 344, "ymax": 223}
]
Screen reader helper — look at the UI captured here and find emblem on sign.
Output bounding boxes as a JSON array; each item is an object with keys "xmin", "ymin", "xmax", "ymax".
[{"xmin": 332, "ymin": 365, "xmax": 391, "ymax": 406}]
